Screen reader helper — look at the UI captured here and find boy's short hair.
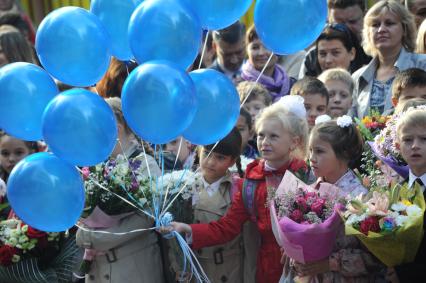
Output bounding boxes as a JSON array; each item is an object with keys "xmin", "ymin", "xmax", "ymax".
[
  {"xmin": 392, "ymin": 68, "xmax": 426, "ymax": 101},
  {"xmin": 318, "ymin": 68, "xmax": 355, "ymax": 94},
  {"xmin": 239, "ymin": 107, "xmax": 253, "ymax": 130},
  {"xmin": 212, "ymin": 21, "xmax": 246, "ymax": 44},
  {"xmin": 397, "ymin": 107, "xmax": 426, "ymax": 138},
  {"xmin": 237, "ymin": 81, "xmax": 272, "ymax": 105},
  {"xmin": 290, "ymin": 77, "xmax": 330, "ymax": 104},
  {"xmin": 327, "ymin": 0, "xmax": 365, "ymax": 11},
  {"xmin": 395, "ymin": 98, "xmax": 426, "ymax": 114}
]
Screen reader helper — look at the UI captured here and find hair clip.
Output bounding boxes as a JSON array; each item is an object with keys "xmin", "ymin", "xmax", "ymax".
[
  {"xmin": 277, "ymin": 95, "xmax": 306, "ymax": 119},
  {"xmin": 315, "ymin": 114, "xmax": 332, "ymax": 125},
  {"xmin": 336, "ymin": 115, "xmax": 352, "ymax": 128}
]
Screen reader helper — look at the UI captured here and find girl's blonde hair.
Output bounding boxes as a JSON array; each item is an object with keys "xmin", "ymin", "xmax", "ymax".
[
  {"xmin": 362, "ymin": 0, "xmax": 416, "ymax": 57},
  {"xmin": 397, "ymin": 108, "xmax": 426, "ymax": 138},
  {"xmin": 255, "ymin": 103, "xmax": 308, "ymax": 159},
  {"xmin": 318, "ymin": 68, "xmax": 355, "ymax": 94},
  {"xmin": 416, "ymin": 19, "xmax": 426, "ymax": 54}
]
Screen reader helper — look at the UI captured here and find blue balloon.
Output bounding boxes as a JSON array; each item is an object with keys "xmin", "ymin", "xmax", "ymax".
[
  {"xmin": 0, "ymin": 63, "xmax": 58, "ymax": 141},
  {"xmin": 129, "ymin": 0, "xmax": 202, "ymax": 70},
  {"xmin": 182, "ymin": 0, "xmax": 253, "ymax": 30},
  {"xmin": 7, "ymin": 153, "xmax": 85, "ymax": 232},
  {"xmin": 254, "ymin": 0, "xmax": 327, "ymax": 54},
  {"xmin": 122, "ymin": 61, "xmax": 197, "ymax": 144},
  {"xmin": 36, "ymin": 7, "xmax": 111, "ymax": 87},
  {"xmin": 90, "ymin": 0, "xmax": 142, "ymax": 61},
  {"xmin": 42, "ymin": 89, "xmax": 117, "ymax": 166},
  {"xmin": 183, "ymin": 69, "xmax": 240, "ymax": 145}
]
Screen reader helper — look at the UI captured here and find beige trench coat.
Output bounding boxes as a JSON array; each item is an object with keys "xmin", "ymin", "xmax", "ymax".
[{"xmin": 76, "ymin": 213, "xmax": 165, "ymax": 283}]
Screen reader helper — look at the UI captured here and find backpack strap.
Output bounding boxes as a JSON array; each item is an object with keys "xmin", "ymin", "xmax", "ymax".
[{"xmin": 242, "ymin": 179, "xmax": 258, "ymax": 222}]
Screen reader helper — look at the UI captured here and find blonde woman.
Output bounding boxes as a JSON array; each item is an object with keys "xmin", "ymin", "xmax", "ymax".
[
  {"xmin": 416, "ymin": 18, "xmax": 426, "ymax": 53},
  {"xmin": 352, "ymin": 0, "xmax": 426, "ymax": 118}
]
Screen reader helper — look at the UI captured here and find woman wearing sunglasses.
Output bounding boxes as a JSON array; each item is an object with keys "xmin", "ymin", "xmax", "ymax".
[{"xmin": 299, "ymin": 23, "xmax": 367, "ymax": 78}]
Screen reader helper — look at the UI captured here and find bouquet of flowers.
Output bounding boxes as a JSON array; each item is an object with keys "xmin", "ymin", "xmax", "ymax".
[
  {"xmin": 82, "ymin": 154, "xmax": 154, "ymax": 217},
  {"xmin": 355, "ymin": 111, "xmax": 389, "ymax": 142},
  {"xmin": 343, "ymin": 183, "xmax": 425, "ymax": 266},
  {"xmin": 270, "ymin": 171, "xmax": 342, "ymax": 264},
  {"xmin": 0, "ymin": 218, "xmax": 60, "ymax": 267},
  {"xmin": 371, "ymin": 112, "xmax": 408, "ymax": 178}
]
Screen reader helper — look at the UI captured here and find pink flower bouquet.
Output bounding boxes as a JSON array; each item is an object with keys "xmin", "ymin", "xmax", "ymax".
[{"xmin": 270, "ymin": 171, "xmax": 342, "ymax": 263}]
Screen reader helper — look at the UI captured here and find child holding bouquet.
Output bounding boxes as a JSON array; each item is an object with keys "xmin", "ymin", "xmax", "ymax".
[
  {"xmin": 76, "ymin": 97, "xmax": 165, "ymax": 283},
  {"xmin": 168, "ymin": 128, "xmax": 247, "ymax": 282},
  {"xmin": 387, "ymin": 107, "xmax": 426, "ymax": 282},
  {"xmin": 285, "ymin": 116, "xmax": 386, "ymax": 282},
  {"xmin": 162, "ymin": 95, "xmax": 309, "ymax": 283}
]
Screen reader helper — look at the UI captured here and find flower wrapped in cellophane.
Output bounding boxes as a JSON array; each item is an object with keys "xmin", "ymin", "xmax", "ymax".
[
  {"xmin": 370, "ymin": 112, "xmax": 408, "ymax": 178},
  {"xmin": 0, "ymin": 218, "xmax": 60, "ymax": 267},
  {"xmin": 343, "ymin": 183, "xmax": 425, "ymax": 267},
  {"xmin": 82, "ymin": 154, "xmax": 154, "ymax": 217},
  {"xmin": 270, "ymin": 171, "xmax": 342, "ymax": 263}
]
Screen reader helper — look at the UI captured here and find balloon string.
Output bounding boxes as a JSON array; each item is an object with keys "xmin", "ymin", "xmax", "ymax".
[
  {"xmin": 117, "ymin": 138, "xmax": 153, "ymax": 216},
  {"xmin": 173, "ymin": 231, "xmax": 211, "ymax": 283},
  {"xmin": 198, "ymin": 30, "xmax": 210, "ymax": 70},
  {"xmin": 76, "ymin": 167, "xmax": 155, "ymax": 220},
  {"xmin": 160, "ymin": 168, "xmax": 191, "ymax": 214},
  {"xmin": 173, "ymin": 137, "xmax": 184, "ymax": 172},
  {"xmin": 75, "ymin": 223, "xmax": 156, "ymax": 235},
  {"xmin": 240, "ymin": 52, "xmax": 274, "ymax": 108}
]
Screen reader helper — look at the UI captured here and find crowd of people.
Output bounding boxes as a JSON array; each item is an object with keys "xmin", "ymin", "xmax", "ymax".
[{"xmin": 0, "ymin": 0, "xmax": 426, "ymax": 282}]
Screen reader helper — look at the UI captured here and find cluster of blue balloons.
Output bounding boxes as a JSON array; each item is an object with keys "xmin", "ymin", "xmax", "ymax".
[{"xmin": 0, "ymin": 0, "xmax": 327, "ymax": 232}]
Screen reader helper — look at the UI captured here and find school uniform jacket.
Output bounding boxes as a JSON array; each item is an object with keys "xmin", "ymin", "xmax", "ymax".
[{"xmin": 190, "ymin": 159, "xmax": 307, "ymax": 283}]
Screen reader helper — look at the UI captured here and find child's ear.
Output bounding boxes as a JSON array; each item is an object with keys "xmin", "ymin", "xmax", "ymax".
[
  {"xmin": 392, "ymin": 97, "xmax": 398, "ymax": 107},
  {"xmin": 290, "ymin": 135, "xmax": 301, "ymax": 151}
]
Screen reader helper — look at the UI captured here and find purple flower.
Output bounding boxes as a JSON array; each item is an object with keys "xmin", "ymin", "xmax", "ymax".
[{"xmin": 129, "ymin": 159, "xmax": 142, "ymax": 171}]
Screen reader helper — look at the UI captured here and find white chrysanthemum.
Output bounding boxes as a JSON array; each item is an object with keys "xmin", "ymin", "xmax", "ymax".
[
  {"xmin": 406, "ymin": 205, "xmax": 422, "ymax": 218},
  {"xmin": 336, "ymin": 115, "xmax": 352, "ymax": 128},
  {"xmin": 391, "ymin": 202, "xmax": 407, "ymax": 212},
  {"xmin": 395, "ymin": 215, "xmax": 408, "ymax": 226},
  {"xmin": 277, "ymin": 95, "xmax": 306, "ymax": 119},
  {"xmin": 315, "ymin": 114, "xmax": 332, "ymax": 125}
]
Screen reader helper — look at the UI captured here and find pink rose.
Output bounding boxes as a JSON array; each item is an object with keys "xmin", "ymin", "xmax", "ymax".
[
  {"xmin": 81, "ymin": 167, "xmax": 90, "ymax": 180},
  {"xmin": 305, "ymin": 192, "xmax": 317, "ymax": 199},
  {"xmin": 311, "ymin": 200, "xmax": 324, "ymax": 216},
  {"xmin": 290, "ymin": 209, "xmax": 304, "ymax": 223},
  {"xmin": 295, "ymin": 197, "xmax": 308, "ymax": 212}
]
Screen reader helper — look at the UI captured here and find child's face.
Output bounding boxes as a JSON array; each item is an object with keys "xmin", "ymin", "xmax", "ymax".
[
  {"xmin": 325, "ymin": 79, "xmax": 352, "ymax": 118},
  {"xmin": 247, "ymin": 39, "xmax": 278, "ymax": 72},
  {"xmin": 165, "ymin": 137, "xmax": 191, "ymax": 163},
  {"xmin": 308, "ymin": 134, "xmax": 348, "ymax": 183},
  {"xmin": 304, "ymin": 93, "xmax": 328, "ymax": 129},
  {"xmin": 257, "ymin": 119, "xmax": 298, "ymax": 168},
  {"xmin": 0, "ymin": 136, "xmax": 32, "ymax": 174},
  {"xmin": 236, "ymin": 115, "xmax": 251, "ymax": 151},
  {"xmin": 398, "ymin": 86, "xmax": 426, "ymax": 105},
  {"xmin": 397, "ymin": 125, "xmax": 426, "ymax": 176},
  {"xmin": 200, "ymin": 148, "xmax": 235, "ymax": 184},
  {"xmin": 244, "ymin": 98, "xmax": 267, "ymax": 122}
]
